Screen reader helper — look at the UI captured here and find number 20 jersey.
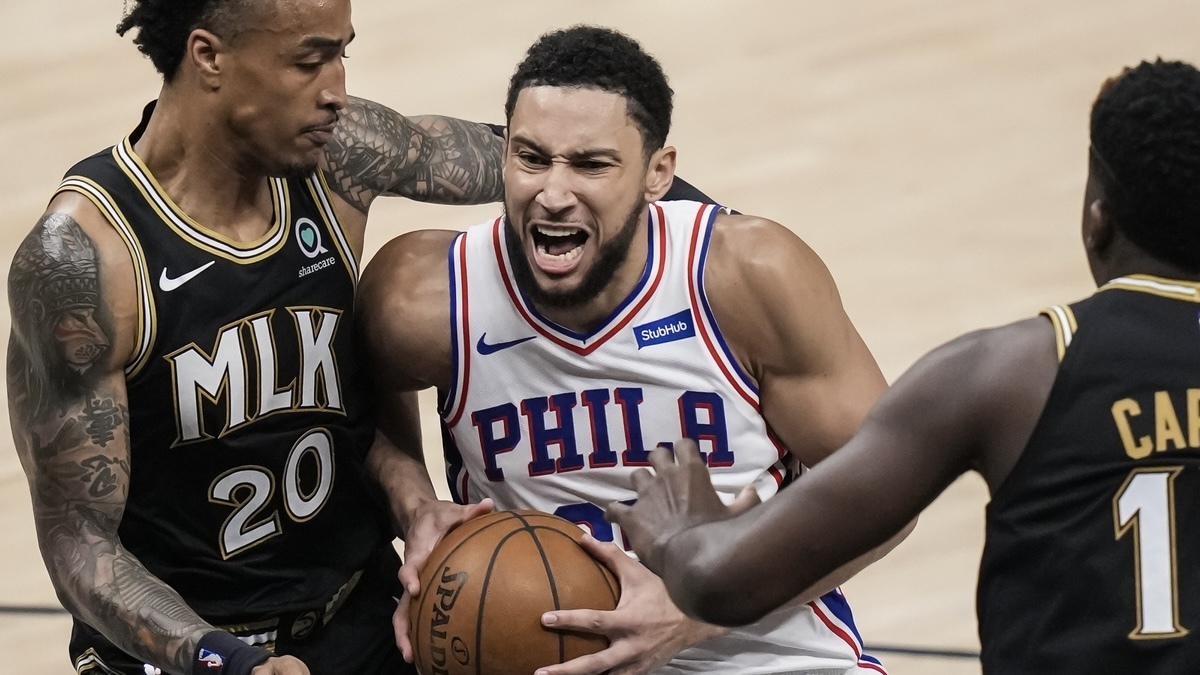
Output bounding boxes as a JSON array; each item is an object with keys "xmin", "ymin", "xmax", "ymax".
[
  {"xmin": 979, "ymin": 276, "xmax": 1200, "ymax": 673},
  {"xmin": 55, "ymin": 126, "xmax": 385, "ymax": 622},
  {"xmin": 441, "ymin": 200, "xmax": 885, "ymax": 674}
]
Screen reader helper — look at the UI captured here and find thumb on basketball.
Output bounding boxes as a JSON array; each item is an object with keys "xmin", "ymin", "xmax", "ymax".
[{"xmin": 578, "ymin": 533, "xmax": 633, "ymax": 573}]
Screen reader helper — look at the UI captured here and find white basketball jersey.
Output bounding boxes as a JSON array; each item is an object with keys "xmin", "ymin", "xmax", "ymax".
[{"xmin": 441, "ymin": 200, "xmax": 885, "ymax": 675}]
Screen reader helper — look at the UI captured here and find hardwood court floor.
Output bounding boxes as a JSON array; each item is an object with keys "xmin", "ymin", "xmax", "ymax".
[{"xmin": 3, "ymin": 1, "xmax": 1199, "ymax": 672}]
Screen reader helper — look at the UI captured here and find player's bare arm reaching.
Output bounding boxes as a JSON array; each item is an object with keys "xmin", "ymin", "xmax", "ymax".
[
  {"xmin": 322, "ymin": 96, "xmax": 504, "ymax": 213},
  {"xmin": 7, "ymin": 212, "xmax": 210, "ymax": 673}
]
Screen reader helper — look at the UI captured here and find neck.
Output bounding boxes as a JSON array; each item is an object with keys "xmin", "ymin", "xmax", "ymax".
[
  {"xmin": 1093, "ymin": 243, "xmax": 1200, "ymax": 286},
  {"xmin": 132, "ymin": 87, "xmax": 276, "ymax": 242}
]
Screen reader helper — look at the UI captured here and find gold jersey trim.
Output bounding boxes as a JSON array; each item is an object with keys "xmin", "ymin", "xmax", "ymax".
[
  {"xmin": 307, "ymin": 170, "xmax": 358, "ymax": 287},
  {"xmin": 1040, "ymin": 304, "xmax": 1078, "ymax": 362},
  {"xmin": 74, "ymin": 648, "xmax": 122, "ymax": 675},
  {"xmin": 1100, "ymin": 274, "xmax": 1200, "ymax": 303},
  {"xmin": 112, "ymin": 137, "xmax": 291, "ymax": 263},
  {"xmin": 56, "ymin": 176, "xmax": 157, "ymax": 378}
]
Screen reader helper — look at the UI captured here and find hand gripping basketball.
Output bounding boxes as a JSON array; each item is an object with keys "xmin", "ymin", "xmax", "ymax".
[{"xmin": 407, "ymin": 510, "xmax": 619, "ymax": 675}]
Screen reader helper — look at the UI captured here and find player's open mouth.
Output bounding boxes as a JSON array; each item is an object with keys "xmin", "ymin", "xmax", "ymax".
[{"xmin": 531, "ymin": 224, "xmax": 589, "ymax": 274}]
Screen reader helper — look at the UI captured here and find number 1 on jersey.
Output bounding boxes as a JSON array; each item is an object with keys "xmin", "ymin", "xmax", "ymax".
[{"xmin": 1113, "ymin": 466, "xmax": 1188, "ymax": 639}]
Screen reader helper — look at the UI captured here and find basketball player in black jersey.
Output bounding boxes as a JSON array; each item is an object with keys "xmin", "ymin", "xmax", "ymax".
[
  {"xmin": 7, "ymin": 4, "xmax": 713, "ymax": 674},
  {"xmin": 610, "ymin": 58, "xmax": 1200, "ymax": 673},
  {"xmin": 4, "ymin": 1, "xmax": 509, "ymax": 674}
]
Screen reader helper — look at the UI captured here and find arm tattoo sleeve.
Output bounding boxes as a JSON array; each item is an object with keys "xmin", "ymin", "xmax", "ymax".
[
  {"xmin": 8, "ymin": 213, "xmax": 210, "ymax": 673},
  {"xmin": 322, "ymin": 95, "xmax": 505, "ymax": 213}
]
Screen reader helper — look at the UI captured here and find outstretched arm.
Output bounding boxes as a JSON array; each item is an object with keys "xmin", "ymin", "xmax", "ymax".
[
  {"xmin": 611, "ymin": 318, "xmax": 1057, "ymax": 626},
  {"xmin": 322, "ymin": 96, "xmax": 504, "ymax": 213},
  {"xmin": 703, "ymin": 214, "xmax": 908, "ymax": 602}
]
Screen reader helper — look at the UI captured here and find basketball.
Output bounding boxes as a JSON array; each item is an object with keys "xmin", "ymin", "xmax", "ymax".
[{"xmin": 408, "ymin": 510, "xmax": 621, "ymax": 675}]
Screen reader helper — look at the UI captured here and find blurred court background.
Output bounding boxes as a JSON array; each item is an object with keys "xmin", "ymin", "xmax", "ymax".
[{"xmin": 3, "ymin": 1, "xmax": 1200, "ymax": 672}]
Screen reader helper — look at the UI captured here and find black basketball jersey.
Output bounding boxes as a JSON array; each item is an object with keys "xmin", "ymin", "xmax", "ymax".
[
  {"xmin": 55, "ymin": 109, "xmax": 388, "ymax": 622},
  {"xmin": 978, "ymin": 275, "xmax": 1200, "ymax": 673}
]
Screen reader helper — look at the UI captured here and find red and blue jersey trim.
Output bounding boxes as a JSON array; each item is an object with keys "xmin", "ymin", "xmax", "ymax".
[
  {"xmin": 686, "ymin": 204, "xmax": 760, "ymax": 408},
  {"xmin": 811, "ymin": 589, "xmax": 887, "ymax": 673},
  {"xmin": 494, "ymin": 206, "xmax": 668, "ymax": 355},
  {"xmin": 685, "ymin": 204, "xmax": 792, "ymax": 487},
  {"xmin": 442, "ymin": 232, "xmax": 473, "ymax": 426}
]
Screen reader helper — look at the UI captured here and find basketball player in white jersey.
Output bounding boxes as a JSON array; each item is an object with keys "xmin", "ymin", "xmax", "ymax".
[{"xmin": 358, "ymin": 26, "xmax": 907, "ymax": 675}]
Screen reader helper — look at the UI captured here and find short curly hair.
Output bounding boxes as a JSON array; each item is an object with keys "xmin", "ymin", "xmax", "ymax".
[
  {"xmin": 116, "ymin": 0, "xmax": 260, "ymax": 82},
  {"xmin": 1090, "ymin": 59, "xmax": 1200, "ymax": 271},
  {"xmin": 505, "ymin": 25, "xmax": 674, "ymax": 157}
]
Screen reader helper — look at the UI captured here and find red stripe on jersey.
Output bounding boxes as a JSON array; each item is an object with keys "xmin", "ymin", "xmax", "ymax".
[
  {"xmin": 445, "ymin": 232, "xmax": 475, "ymax": 427},
  {"xmin": 493, "ymin": 208, "xmax": 668, "ymax": 355},
  {"xmin": 686, "ymin": 204, "xmax": 759, "ymax": 409}
]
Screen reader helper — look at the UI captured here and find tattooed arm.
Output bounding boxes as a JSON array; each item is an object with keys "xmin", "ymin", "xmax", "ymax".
[
  {"xmin": 9, "ymin": 203, "xmax": 224, "ymax": 674},
  {"xmin": 321, "ymin": 95, "xmax": 505, "ymax": 214}
]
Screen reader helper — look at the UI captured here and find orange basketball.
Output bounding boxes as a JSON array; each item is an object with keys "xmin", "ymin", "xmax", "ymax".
[{"xmin": 408, "ymin": 509, "xmax": 620, "ymax": 675}]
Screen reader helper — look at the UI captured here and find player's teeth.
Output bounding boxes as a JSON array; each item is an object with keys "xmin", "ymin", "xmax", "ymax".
[
  {"xmin": 536, "ymin": 244, "xmax": 584, "ymax": 261},
  {"xmin": 537, "ymin": 225, "xmax": 580, "ymax": 237}
]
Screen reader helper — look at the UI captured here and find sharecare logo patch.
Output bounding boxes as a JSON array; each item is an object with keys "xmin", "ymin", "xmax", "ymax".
[{"xmin": 634, "ymin": 309, "xmax": 696, "ymax": 349}]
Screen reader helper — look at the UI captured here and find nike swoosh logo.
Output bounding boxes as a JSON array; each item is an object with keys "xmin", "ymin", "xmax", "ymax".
[
  {"xmin": 159, "ymin": 261, "xmax": 216, "ymax": 292},
  {"xmin": 476, "ymin": 333, "xmax": 536, "ymax": 355}
]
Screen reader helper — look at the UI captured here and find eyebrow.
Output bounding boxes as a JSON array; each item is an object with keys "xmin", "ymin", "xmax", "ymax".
[
  {"xmin": 300, "ymin": 31, "xmax": 355, "ymax": 50},
  {"xmin": 510, "ymin": 136, "xmax": 621, "ymax": 161}
]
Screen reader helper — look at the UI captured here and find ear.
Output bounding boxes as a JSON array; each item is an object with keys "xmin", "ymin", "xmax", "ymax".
[
  {"xmin": 1084, "ymin": 198, "xmax": 1115, "ymax": 254},
  {"xmin": 186, "ymin": 29, "xmax": 226, "ymax": 90},
  {"xmin": 644, "ymin": 145, "xmax": 677, "ymax": 202}
]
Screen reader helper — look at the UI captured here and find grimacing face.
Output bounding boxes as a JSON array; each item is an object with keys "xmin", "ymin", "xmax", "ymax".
[
  {"xmin": 217, "ymin": 0, "xmax": 354, "ymax": 176},
  {"xmin": 503, "ymin": 86, "xmax": 657, "ymax": 310}
]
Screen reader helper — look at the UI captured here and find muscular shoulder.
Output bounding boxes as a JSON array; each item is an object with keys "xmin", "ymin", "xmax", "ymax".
[
  {"xmin": 702, "ymin": 213, "xmax": 848, "ymax": 375},
  {"xmin": 357, "ymin": 229, "xmax": 460, "ymax": 390},
  {"xmin": 9, "ymin": 193, "xmax": 139, "ymax": 367}
]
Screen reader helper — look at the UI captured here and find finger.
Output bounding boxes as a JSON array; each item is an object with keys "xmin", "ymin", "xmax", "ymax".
[
  {"xmin": 541, "ymin": 607, "xmax": 610, "ymax": 635},
  {"xmin": 728, "ymin": 484, "xmax": 762, "ymax": 516},
  {"xmin": 466, "ymin": 497, "xmax": 495, "ymax": 518},
  {"xmin": 577, "ymin": 533, "xmax": 635, "ymax": 572},
  {"xmin": 673, "ymin": 438, "xmax": 705, "ymax": 466},
  {"xmin": 534, "ymin": 644, "xmax": 624, "ymax": 675},
  {"xmin": 629, "ymin": 467, "xmax": 656, "ymax": 493},
  {"xmin": 648, "ymin": 444, "xmax": 676, "ymax": 474},
  {"xmin": 393, "ymin": 595, "xmax": 414, "ymax": 662},
  {"xmin": 397, "ymin": 561, "xmax": 422, "ymax": 597},
  {"xmin": 604, "ymin": 500, "xmax": 631, "ymax": 524}
]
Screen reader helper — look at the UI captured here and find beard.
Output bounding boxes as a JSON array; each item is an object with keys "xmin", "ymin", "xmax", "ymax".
[
  {"xmin": 504, "ymin": 199, "xmax": 647, "ymax": 310},
  {"xmin": 280, "ymin": 157, "xmax": 320, "ymax": 180}
]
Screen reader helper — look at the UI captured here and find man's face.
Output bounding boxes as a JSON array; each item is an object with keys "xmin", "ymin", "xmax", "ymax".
[
  {"xmin": 217, "ymin": 0, "xmax": 353, "ymax": 176},
  {"xmin": 503, "ymin": 86, "xmax": 652, "ymax": 309}
]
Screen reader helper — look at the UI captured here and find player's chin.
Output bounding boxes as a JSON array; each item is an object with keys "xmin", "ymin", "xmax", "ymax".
[{"xmin": 278, "ymin": 153, "xmax": 321, "ymax": 179}]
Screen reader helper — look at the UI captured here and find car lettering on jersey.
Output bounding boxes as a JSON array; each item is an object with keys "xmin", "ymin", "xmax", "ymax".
[
  {"xmin": 633, "ymin": 309, "xmax": 696, "ymax": 349},
  {"xmin": 468, "ymin": 387, "xmax": 733, "ymax": 480}
]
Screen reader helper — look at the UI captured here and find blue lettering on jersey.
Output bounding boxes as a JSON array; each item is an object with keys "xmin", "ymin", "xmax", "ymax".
[
  {"xmin": 470, "ymin": 403, "xmax": 520, "ymax": 481},
  {"xmin": 466, "ymin": 388, "xmax": 734, "ymax": 481},
  {"xmin": 633, "ymin": 309, "xmax": 696, "ymax": 349},
  {"xmin": 522, "ymin": 392, "xmax": 583, "ymax": 475}
]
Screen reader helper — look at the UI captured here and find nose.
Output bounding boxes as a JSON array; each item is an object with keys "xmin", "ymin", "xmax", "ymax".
[
  {"xmin": 534, "ymin": 161, "xmax": 579, "ymax": 214},
  {"xmin": 319, "ymin": 58, "xmax": 349, "ymax": 112}
]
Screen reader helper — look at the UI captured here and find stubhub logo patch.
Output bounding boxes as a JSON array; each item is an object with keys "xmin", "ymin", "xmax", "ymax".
[{"xmin": 634, "ymin": 309, "xmax": 696, "ymax": 349}]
